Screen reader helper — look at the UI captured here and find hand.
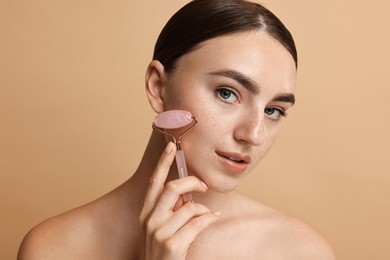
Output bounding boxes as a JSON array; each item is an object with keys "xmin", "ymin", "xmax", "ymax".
[{"xmin": 138, "ymin": 142, "xmax": 220, "ymax": 260}]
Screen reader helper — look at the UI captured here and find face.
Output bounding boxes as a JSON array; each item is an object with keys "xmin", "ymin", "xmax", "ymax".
[{"xmin": 156, "ymin": 31, "xmax": 296, "ymax": 192}]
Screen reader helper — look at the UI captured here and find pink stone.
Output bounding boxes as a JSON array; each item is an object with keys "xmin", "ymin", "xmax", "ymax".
[{"xmin": 154, "ymin": 110, "xmax": 193, "ymax": 129}]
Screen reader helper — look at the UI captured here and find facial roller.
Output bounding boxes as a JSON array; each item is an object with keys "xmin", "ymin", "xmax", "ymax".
[{"xmin": 152, "ymin": 110, "xmax": 198, "ymax": 202}]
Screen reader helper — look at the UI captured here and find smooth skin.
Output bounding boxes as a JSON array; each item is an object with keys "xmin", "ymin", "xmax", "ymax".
[{"xmin": 18, "ymin": 31, "xmax": 336, "ymax": 259}]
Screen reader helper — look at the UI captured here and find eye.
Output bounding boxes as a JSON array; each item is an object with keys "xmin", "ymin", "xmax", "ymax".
[
  {"xmin": 264, "ymin": 107, "xmax": 286, "ymax": 120},
  {"xmin": 216, "ymin": 87, "xmax": 239, "ymax": 103}
]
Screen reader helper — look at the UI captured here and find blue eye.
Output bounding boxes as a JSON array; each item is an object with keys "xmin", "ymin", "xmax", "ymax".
[
  {"xmin": 264, "ymin": 107, "xmax": 286, "ymax": 120},
  {"xmin": 217, "ymin": 88, "xmax": 238, "ymax": 103}
]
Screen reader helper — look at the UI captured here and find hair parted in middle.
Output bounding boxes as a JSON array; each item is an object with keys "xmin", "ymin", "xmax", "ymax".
[{"xmin": 153, "ymin": 0, "xmax": 297, "ymax": 73}]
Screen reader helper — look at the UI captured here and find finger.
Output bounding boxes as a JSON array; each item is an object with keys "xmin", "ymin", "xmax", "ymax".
[
  {"xmin": 140, "ymin": 142, "xmax": 176, "ymax": 219},
  {"xmin": 153, "ymin": 203, "xmax": 213, "ymax": 240},
  {"xmin": 155, "ymin": 176, "xmax": 208, "ymax": 213},
  {"xmin": 163, "ymin": 212, "xmax": 221, "ymax": 255},
  {"xmin": 144, "ymin": 177, "xmax": 208, "ymax": 229},
  {"xmin": 172, "ymin": 195, "xmax": 185, "ymax": 212}
]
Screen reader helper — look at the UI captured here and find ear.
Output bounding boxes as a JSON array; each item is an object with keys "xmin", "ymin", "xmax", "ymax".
[{"xmin": 145, "ymin": 60, "xmax": 167, "ymax": 114}]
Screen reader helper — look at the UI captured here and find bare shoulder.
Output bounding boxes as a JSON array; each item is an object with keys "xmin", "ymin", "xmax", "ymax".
[
  {"xmin": 18, "ymin": 186, "xmax": 137, "ymax": 260},
  {"xmin": 241, "ymin": 195, "xmax": 336, "ymax": 259},
  {"xmin": 17, "ymin": 207, "xmax": 94, "ymax": 259},
  {"xmin": 191, "ymin": 193, "xmax": 335, "ymax": 260},
  {"xmin": 260, "ymin": 209, "xmax": 335, "ymax": 259}
]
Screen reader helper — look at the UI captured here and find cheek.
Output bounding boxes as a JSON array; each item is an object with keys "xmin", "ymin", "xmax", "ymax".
[
  {"xmin": 185, "ymin": 118, "xmax": 219, "ymax": 145},
  {"xmin": 267, "ymin": 126, "xmax": 280, "ymax": 145},
  {"xmin": 181, "ymin": 111, "xmax": 226, "ymax": 155},
  {"xmin": 256, "ymin": 127, "xmax": 280, "ymax": 157},
  {"xmin": 163, "ymin": 84, "xmax": 189, "ymax": 110}
]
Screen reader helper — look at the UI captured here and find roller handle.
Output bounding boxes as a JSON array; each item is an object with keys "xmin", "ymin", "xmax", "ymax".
[{"xmin": 175, "ymin": 149, "xmax": 193, "ymax": 202}]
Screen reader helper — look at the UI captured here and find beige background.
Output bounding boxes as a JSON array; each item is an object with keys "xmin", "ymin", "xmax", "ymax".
[{"xmin": 1, "ymin": 0, "xmax": 389, "ymax": 259}]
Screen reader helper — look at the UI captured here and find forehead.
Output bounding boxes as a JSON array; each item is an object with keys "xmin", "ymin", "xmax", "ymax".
[{"xmin": 172, "ymin": 31, "xmax": 297, "ymax": 93}]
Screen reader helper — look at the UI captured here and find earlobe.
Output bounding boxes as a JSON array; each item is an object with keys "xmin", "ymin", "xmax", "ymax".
[{"xmin": 145, "ymin": 60, "xmax": 167, "ymax": 114}]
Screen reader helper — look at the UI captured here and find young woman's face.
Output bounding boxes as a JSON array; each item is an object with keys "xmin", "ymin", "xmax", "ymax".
[{"xmin": 161, "ymin": 31, "xmax": 296, "ymax": 192}]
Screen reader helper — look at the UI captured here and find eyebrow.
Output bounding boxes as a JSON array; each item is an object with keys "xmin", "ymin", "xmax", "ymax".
[
  {"xmin": 272, "ymin": 93, "xmax": 296, "ymax": 105},
  {"xmin": 208, "ymin": 69, "xmax": 260, "ymax": 95},
  {"xmin": 209, "ymin": 69, "xmax": 295, "ymax": 105}
]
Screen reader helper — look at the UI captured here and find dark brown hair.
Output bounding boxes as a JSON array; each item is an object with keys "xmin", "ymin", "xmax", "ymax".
[{"xmin": 153, "ymin": 0, "xmax": 297, "ymax": 72}]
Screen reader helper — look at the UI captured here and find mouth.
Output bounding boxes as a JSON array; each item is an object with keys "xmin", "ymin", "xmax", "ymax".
[
  {"xmin": 216, "ymin": 151, "xmax": 251, "ymax": 163},
  {"xmin": 215, "ymin": 151, "xmax": 250, "ymax": 174}
]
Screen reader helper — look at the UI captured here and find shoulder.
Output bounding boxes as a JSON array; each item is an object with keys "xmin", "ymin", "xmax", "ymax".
[
  {"xmin": 17, "ymin": 190, "xmax": 138, "ymax": 260},
  {"xmin": 242, "ymin": 197, "xmax": 336, "ymax": 259},
  {"xmin": 259, "ymin": 210, "xmax": 336, "ymax": 259},
  {"xmin": 18, "ymin": 206, "xmax": 102, "ymax": 260},
  {"xmin": 192, "ymin": 193, "xmax": 335, "ymax": 259}
]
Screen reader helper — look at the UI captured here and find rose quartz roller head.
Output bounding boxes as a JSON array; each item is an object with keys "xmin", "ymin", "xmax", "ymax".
[{"xmin": 152, "ymin": 110, "xmax": 198, "ymax": 202}]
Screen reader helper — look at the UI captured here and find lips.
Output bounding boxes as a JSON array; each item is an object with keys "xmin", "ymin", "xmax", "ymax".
[{"xmin": 215, "ymin": 151, "xmax": 251, "ymax": 174}]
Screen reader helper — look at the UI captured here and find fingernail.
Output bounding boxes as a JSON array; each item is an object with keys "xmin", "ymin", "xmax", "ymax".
[
  {"xmin": 200, "ymin": 181, "xmax": 208, "ymax": 190},
  {"xmin": 164, "ymin": 142, "xmax": 174, "ymax": 154}
]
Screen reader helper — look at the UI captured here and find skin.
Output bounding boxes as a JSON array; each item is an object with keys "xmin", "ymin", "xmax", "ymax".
[{"xmin": 18, "ymin": 31, "xmax": 336, "ymax": 259}]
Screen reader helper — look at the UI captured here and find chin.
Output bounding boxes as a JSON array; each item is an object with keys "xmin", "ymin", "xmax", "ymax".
[
  {"xmin": 187, "ymin": 160, "xmax": 247, "ymax": 192},
  {"xmin": 196, "ymin": 172, "xmax": 243, "ymax": 193}
]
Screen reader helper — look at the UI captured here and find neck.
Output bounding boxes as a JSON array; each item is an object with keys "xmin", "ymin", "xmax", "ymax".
[{"xmin": 128, "ymin": 131, "xmax": 167, "ymax": 200}]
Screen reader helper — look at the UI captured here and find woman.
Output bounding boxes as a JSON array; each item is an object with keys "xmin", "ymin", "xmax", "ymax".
[{"xmin": 18, "ymin": 0, "xmax": 335, "ymax": 259}]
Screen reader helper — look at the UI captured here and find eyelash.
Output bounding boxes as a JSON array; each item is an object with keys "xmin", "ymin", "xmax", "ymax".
[
  {"xmin": 216, "ymin": 87, "xmax": 288, "ymax": 120},
  {"xmin": 264, "ymin": 107, "xmax": 287, "ymax": 121},
  {"xmin": 216, "ymin": 87, "xmax": 239, "ymax": 103}
]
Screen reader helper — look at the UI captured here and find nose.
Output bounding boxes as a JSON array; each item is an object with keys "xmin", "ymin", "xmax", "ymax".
[{"xmin": 233, "ymin": 113, "xmax": 265, "ymax": 146}]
